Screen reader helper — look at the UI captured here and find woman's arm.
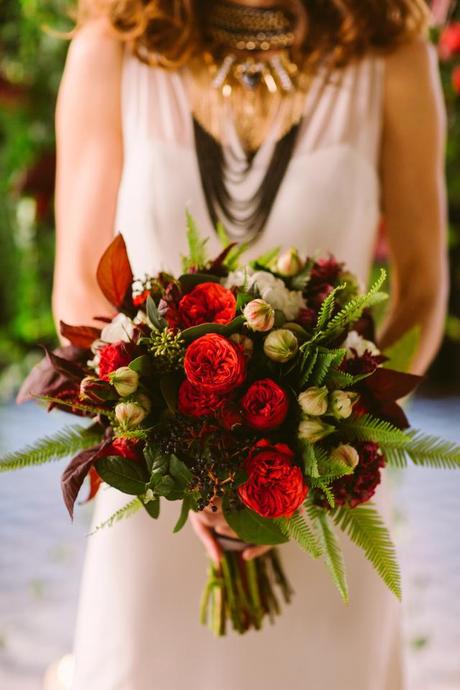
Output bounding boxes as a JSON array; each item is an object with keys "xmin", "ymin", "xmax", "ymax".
[
  {"xmin": 378, "ymin": 37, "xmax": 449, "ymax": 375},
  {"xmin": 53, "ymin": 18, "xmax": 124, "ymax": 330}
]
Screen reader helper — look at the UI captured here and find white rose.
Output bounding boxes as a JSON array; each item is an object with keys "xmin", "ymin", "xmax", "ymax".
[
  {"xmin": 250, "ymin": 271, "xmax": 306, "ymax": 320},
  {"xmin": 101, "ymin": 313, "xmax": 135, "ymax": 344}
]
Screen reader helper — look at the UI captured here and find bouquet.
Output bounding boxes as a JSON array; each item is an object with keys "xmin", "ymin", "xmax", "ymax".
[{"xmin": 3, "ymin": 214, "xmax": 460, "ymax": 636}]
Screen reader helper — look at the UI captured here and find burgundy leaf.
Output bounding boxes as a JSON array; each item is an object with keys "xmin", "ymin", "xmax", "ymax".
[
  {"xmin": 46, "ymin": 349, "xmax": 87, "ymax": 382},
  {"xmin": 16, "ymin": 346, "xmax": 87, "ymax": 405},
  {"xmin": 61, "ymin": 441, "xmax": 109, "ymax": 518},
  {"xmin": 96, "ymin": 234, "xmax": 133, "ymax": 308},
  {"xmin": 208, "ymin": 243, "xmax": 238, "ymax": 275},
  {"xmin": 364, "ymin": 367, "xmax": 422, "ymax": 402},
  {"xmin": 60, "ymin": 321, "xmax": 101, "ymax": 349},
  {"xmin": 81, "ymin": 466, "xmax": 103, "ymax": 504}
]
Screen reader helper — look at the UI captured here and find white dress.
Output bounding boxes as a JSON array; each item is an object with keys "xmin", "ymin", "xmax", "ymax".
[{"xmin": 71, "ymin": 49, "xmax": 405, "ymax": 690}]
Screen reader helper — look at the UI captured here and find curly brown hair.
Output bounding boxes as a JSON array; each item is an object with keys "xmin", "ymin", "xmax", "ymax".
[{"xmin": 79, "ymin": 0, "xmax": 432, "ymax": 71}]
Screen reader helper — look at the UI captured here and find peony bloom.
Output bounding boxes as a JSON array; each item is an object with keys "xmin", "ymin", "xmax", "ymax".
[
  {"xmin": 298, "ymin": 387, "xmax": 329, "ymax": 416},
  {"xmin": 298, "ymin": 418, "xmax": 335, "ymax": 443},
  {"xmin": 98, "ymin": 341, "xmax": 136, "ymax": 381},
  {"xmin": 263, "ymin": 329, "xmax": 299, "ymax": 362},
  {"xmin": 177, "ymin": 282, "xmax": 236, "ymax": 328},
  {"xmin": 184, "ymin": 334, "xmax": 246, "ymax": 394},
  {"xmin": 238, "ymin": 440, "xmax": 308, "ymax": 518},
  {"xmin": 329, "ymin": 390, "xmax": 359, "ymax": 420},
  {"xmin": 178, "ymin": 379, "xmax": 224, "ymax": 417},
  {"xmin": 109, "ymin": 366, "xmax": 139, "ymax": 397},
  {"xmin": 276, "ymin": 248, "xmax": 303, "ymax": 277},
  {"xmin": 241, "ymin": 379, "xmax": 289, "ymax": 430},
  {"xmin": 243, "ymin": 299, "xmax": 275, "ymax": 332}
]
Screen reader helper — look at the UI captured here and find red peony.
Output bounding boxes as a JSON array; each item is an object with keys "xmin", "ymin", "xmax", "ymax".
[
  {"xmin": 217, "ymin": 401, "xmax": 243, "ymax": 430},
  {"xmin": 184, "ymin": 334, "xmax": 246, "ymax": 394},
  {"xmin": 98, "ymin": 341, "xmax": 134, "ymax": 381},
  {"xmin": 177, "ymin": 282, "xmax": 236, "ymax": 328},
  {"xmin": 178, "ymin": 379, "xmax": 224, "ymax": 417},
  {"xmin": 439, "ymin": 22, "xmax": 460, "ymax": 61},
  {"xmin": 241, "ymin": 379, "xmax": 289, "ymax": 430},
  {"xmin": 100, "ymin": 437, "xmax": 141, "ymax": 461},
  {"xmin": 238, "ymin": 440, "xmax": 308, "ymax": 518},
  {"xmin": 330, "ymin": 441, "xmax": 385, "ymax": 508}
]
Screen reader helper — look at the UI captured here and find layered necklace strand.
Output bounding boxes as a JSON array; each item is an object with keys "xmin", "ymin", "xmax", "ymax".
[{"xmin": 186, "ymin": 0, "xmax": 314, "ymax": 241}]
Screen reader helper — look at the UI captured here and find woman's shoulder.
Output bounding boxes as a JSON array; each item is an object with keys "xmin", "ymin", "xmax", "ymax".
[
  {"xmin": 382, "ymin": 35, "xmax": 438, "ymax": 91},
  {"xmin": 66, "ymin": 17, "xmax": 124, "ymax": 83}
]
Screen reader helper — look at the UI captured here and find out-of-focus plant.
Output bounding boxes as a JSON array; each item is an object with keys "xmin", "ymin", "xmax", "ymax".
[{"xmin": 0, "ymin": 1, "xmax": 72, "ymax": 397}]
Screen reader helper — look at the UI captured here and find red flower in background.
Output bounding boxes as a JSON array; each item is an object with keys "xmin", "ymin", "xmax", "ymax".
[
  {"xmin": 178, "ymin": 379, "xmax": 224, "ymax": 417},
  {"xmin": 238, "ymin": 440, "xmax": 308, "ymax": 518},
  {"xmin": 98, "ymin": 341, "xmax": 134, "ymax": 381},
  {"xmin": 439, "ymin": 21, "xmax": 460, "ymax": 60},
  {"xmin": 329, "ymin": 442, "xmax": 385, "ymax": 508},
  {"xmin": 453, "ymin": 65, "xmax": 460, "ymax": 94},
  {"xmin": 241, "ymin": 379, "xmax": 289, "ymax": 430},
  {"xmin": 184, "ymin": 334, "xmax": 246, "ymax": 394},
  {"xmin": 177, "ymin": 282, "xmax": 236, "ymax": 328}
]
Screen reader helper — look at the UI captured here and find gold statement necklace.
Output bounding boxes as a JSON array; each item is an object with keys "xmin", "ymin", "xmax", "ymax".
[{"xmin": 185, "ymin": 0, "xmax": 314, "ymax": 241}]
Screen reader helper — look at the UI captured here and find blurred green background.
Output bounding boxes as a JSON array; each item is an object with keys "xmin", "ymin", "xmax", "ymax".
[{"xmin": 0, "ymin": 0, "xmax": 459, "ymax": 399}]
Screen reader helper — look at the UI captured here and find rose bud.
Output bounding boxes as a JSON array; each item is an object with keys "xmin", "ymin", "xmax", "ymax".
[
  {"xmin": 115, "ymin": 401, "xmax": 148, "ymax": 428},
  {"xmin": 230, "ymin": 333, "xmax": 254, "ymax": 358},
  {"xmin": 298, "ymin": 418, "xmax": 335, "ymax": 443},
  {"xmin": 298, "ymin": 387, "xmax": 329, "ymax": 417},
  {"xmin": 80, "ymin": 376, "xmax": 114, "ymax": 403},
  {"xmin": 108, "ymin": 366, "xmax": 139, "ymax": 397},
  {"xmin": 276, "ymin": 247, "xmax": 303, "ymax": 277},
  {"xmin": 263, "ymin": 328, "xmax": 299, "ymax": 363},
  {"xmin": 243, "ymin": 299, "xmax": 275, "ymax": 332},
  {"xmin": 329, "ymin": 390, "xmax": 359, "ymax": 419},
  {"xmin": 330, "ymin": 444, "xmax": 360, "ymax": 470}
]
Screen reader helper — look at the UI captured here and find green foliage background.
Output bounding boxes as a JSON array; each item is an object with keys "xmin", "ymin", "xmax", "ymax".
[{"xmin": 0, "ymin": 0, "xmax": 459, "ymax": 398}]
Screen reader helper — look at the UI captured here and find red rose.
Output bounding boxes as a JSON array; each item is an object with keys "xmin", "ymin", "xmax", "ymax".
[
  {"xmin": 178, "ymin": 379, "xmax": 224, "ymax": 417},
  {"xmin": 178, "ymin": 282, "xmax": 236, "ymax": 328},
  {"xmin": 100, "ymin": 437, "xmax": 141, "ymax": 461},
  {"xmin": 98, "ymin": 341, "xmax": 134, "ymax": 380},
  {"xmin": 439, "ymin": 22, "xmax": 460, "ymax": 61},
  {"xmin": 241, "ymin": 379, "xmax": 289, "ymax": 430},
  {"xmin": 238, "ymin": 440, "xmax": 308, "ymax": 518},
  {"xmin": 184, "ymin": 334, "xmax": 246, "ymax": 394}
]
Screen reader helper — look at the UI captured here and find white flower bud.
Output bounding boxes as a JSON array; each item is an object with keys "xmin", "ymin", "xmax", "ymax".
[
  {"xmin": 329, "ymin": 390, "xmax": 359, "ymax": 419},
  {"xmin": 342, "ymin": 330, "xmax": 380, "ymax": 358},
  {"xmin": 230, "ymin": 333, "xmax": 254, "ymax": 358},
  {"xmin": 276, "ymin": 248, "xmax": 303, "ymax": 277},
  {"xmin": 298, "ymin": 387, "xmax": 329, "ymax": 416},
  {"xmin": 263, "ymin": 329, "xmax": 299, "ymax": 362},
  {"xmin": 109, "ymin": 366, "xmax": 139, "ymax": 397},
  {"xmin": 115, "ymin": 401, "xmax": 147, "ymax": 428},
  {"xmin": 101, "ymin": 313, "xmax": 135, "ymax": 343},
  {"xmin": 298, "ymin": 418, "xmax": 335, "ymax": 443},
  {"xmin": 243, "ymin": 299, "xmax": 275, "ymax": 332},
  {"xmin": 330, "ymin": 444, "xmax": 360, "ymax": 470}
]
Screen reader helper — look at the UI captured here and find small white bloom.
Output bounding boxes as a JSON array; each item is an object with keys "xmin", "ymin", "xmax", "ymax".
[
  {"xmin": 298, "ymin": 387, "xmax": 329, "ymax": 416},
  {"xmin": 329, "ymin": 390, "xmax": 359, "ymax": 419},
  {"xmin": 264, "ymin": 329, "xmax": 299, "ymax": 362},
  {"xmin": 243, "ymin": 299, "xmax": 275, "ymax": 332},
  {"xmin": 342, "ymin": 330, "xmax": 380, "ymax": 358},
  {"xmin": 298, "ymin": 418, "xmax": 335, "ymax": 443},
  {"xmin": 109, "ymin": 367, "xmax": 139, "ymax": 397},
  {"xmin": 277, "ymin": 248, "xmax": 303, "ymax": 277},
  {"xmin": 101, "ymin": 313, "xmax": 135, "ymax": 344},
  {"xmin": 115, "ymin": 401, "xmax": 147, "ymax": 428},
  {"xmin": 250, "ymin": 271, "xmax": 306, "ymax": 321},
  {"xmin": 330, "ymin": 444, "xmax": 360, "ymax": 470}
]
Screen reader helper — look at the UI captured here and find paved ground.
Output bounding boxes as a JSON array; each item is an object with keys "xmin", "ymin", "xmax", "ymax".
[{"xmin": 0, "ymin": 397, "xmax": 459, "ymax": 690}]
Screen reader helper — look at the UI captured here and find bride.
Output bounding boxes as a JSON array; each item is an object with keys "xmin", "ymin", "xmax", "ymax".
[{"xmin": 52, "ymin": 1, "xmax": 448, "ymax": 689}]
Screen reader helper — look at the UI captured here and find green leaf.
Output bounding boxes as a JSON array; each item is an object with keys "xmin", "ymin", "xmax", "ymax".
[
  {"xmin": 383, "ymin": 325, "xmax": 421, "ymax": 373},
  {"xmin": 181, "ymin": 315, "xmax": 245, "ymax": 343},
  {"xmin": 95, "ymin": 456, "xmax": 148, "ymax": 495},
  {"xmin": 160, "ymin": 374, "xmax": 181, "ymax": 413},
  {"xmin": 182, "ymin": 211, "xmax": 208, "ymax": 271},
  {"xmin": 225, "ymin": 242, "xmax": 250, "ymax": 270},
  {"xmin": 216, "ymin": 221, "xmax": 230, "ymax": 247},
  {"xmin": 278, "ymin": 510, "xmax": 322, "ymax": 558},
  {"xmin": 402, "ymin": 430, "xmax": 460, "ymax": 469},
  {"xmin": 289, "ymin": 257, "xmax": 315, "ymax": 292},
  {"xmin": 333, "ymin": 503, "xmax": 401, "ymax": 600},
  {"xmin": 178, "ymin": 273, "xmax": 221, "ymax": 291},
  {"xmin": 0, "ymin": 424, "xmax": 104, "ymax": 473},
  {"xmin": 308, "ymin": 504, "xmax": 349, "ymax": 602},
  {"xmin": 250, "ymin": 246, "xmax": 281, "ymax": 269},
  {"xmin": 169, "ymin": 454, "xmax": 193, "ymax": 487},
  {"xmin": 91, "ymin": 497, "xmax": 143, "ymax": 534},
  {"xmin": 145, "ymin": 445, "xmax": 169, "ymax": 477},
  {"xmin": 174, "ymin": 496, "xmax": 192, "ymax": 533},
  {"xmin": 301, "ymin": 441, "xmax": 319, "ymax": 477},
  {"xmin": 146, "ymin": 295, "xmax": 167, "ymax": 331},
  {"xmin": 142, "ymin": 493, "xmax": 161, "ymax": 519},
  {"xmin": 297, "ymin": 347, "xmax": 319, "ymax": 389},
  {"xmin": 129, "ymin": 355, "xmax": 153, "ymax": 375},
  {"xmin": 341, "ymin": 414, "xmax": 409, "ymax": 446},
  {"xmin": 313, "ymin": 283, "xmax": 346, "ymax": 333},
  {"xmin": 310, "ymin": 348, "xmax": 347, "ymax": 386},
  {"xmin": 223, "ymin": 504, "xmax": 289, "ymax": 546}
]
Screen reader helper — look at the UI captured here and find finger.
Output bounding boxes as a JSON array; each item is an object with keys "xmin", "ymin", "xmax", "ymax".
[
  {"xmin": 190, "ymin": 514, "xmax": 222, "ymax": 565},
  {"xmin": 242, "ymin": 545, "xmax": 272, "ymax": 561}
]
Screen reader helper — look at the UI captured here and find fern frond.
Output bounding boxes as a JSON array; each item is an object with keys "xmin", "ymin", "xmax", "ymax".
[
  {"xmin": 39, "ymin": 396, "xmax": 113, "ymax": 419},
  {"xmin": 182, "ymin": 211, "xmax": 208, "ymax": 271},
  {"xmin": 278, "ymin": 510, "xmax": 322, "ymax": 558},
  {"xmin": 308, "ymin": 504, "xmax": 348, "ymax": 602},
  {"xmin": 311, "ymin": 348, "xmax": 347, "ymax": 386},
  {"xmin": 297, "ymin": 347, "xmax": 318, "ymax": 388},
  {"xmin": 319, "ymin": 270, "xmax": 387, "ymax": 341},
  {"xmin": 90, "ymin": 497, "xmax": 142, "ymax": 535},
  {"xmin": 313, "ymin": 284, "xmax": 346, "ymax": 333},
  {"xmin": 0, "ymin": 425, "xmax": 104, "ymax": 473},
  {"xmin": 333, "ymin": 503, "xmax": 401, "ymax": 599},
  {"xmin": 341, "ymin": 414, "xmax": 409, "ymax": 446},
  {"xmin": 403, "ymin": 431, "xmax": 460, "ymax": 469}
]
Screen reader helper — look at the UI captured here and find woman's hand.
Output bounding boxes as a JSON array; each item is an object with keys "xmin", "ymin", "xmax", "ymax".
[{"xmin": 189, "ymin": 500, "xmax": 272, "ymax": 565}]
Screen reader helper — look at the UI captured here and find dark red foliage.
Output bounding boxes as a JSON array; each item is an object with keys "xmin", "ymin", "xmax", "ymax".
[
  {"xmin": 330, "ymin": 442, "xmax": 385, "ymax": 508},
  {"xmin": 354, "ymin": 367, "xmax": 423, "ymax": 429},
  {"xmin": 59, "ymin": 322, "xmax": 101, "ymax": 349},
  {"xmin": 96, "ymin": 234, "xmax": 133, "ymax": 309}
]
